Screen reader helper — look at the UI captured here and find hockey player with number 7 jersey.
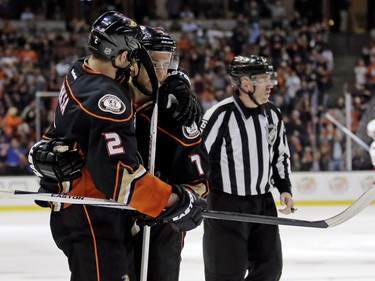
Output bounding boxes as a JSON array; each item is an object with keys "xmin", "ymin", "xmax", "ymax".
[{"xmin": 126, "ymin": 25, "xmax": 210, "ymax": 281}]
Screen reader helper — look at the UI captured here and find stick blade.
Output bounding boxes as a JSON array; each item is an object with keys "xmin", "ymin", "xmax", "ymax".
[
  {"xmin": 325, "ymin": 186, "xmax": 375, "ymax": 228},
  {"xmin": 0, "ymin": 188, "xmax": 16, "ymax": 198}
]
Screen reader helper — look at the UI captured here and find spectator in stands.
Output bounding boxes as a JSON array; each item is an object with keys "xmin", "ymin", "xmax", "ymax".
[
  {"xmin": 267, "ymin": 0, "xmax": 287, "ymax": 29},
  {"xmin": 352, "ymin": 146, "xmax": 373, "ymax": 170},
  {"xmin": 319, "ymin": 139, "xmax": 332, "ymax": 171},
  {"xmin": 188, "ymin": 45, "xmax": 206, "ymax": 76},
  {"xmin": 2, "ymin": 107, "xmax": 23, "ymax": 137},
  {"xmin": 366, "ymin": 55, "xmax": 375, "ymax": 92},
  {"xmin": 311, "ymin": 150, "xmax": 322, "ymax": 171},
  {"xmin": 289, "ymin": 11, "xmax": 305, "ymax": 29},
  {"xmin": 167, "ymin": 0, "xmax": 183, "ymax": 19},
  {"xmin": 198, "ymin": 86, "xmax": 218, "ymax": 112},
  {"xmin": 248, "ymin": 18, "xmax": 260, "ymax": 45},
  {"xmin": 285, "ymin": 70, "xmax": 301, "ymax": 104},
  {"xmin": 5, "ymin": 137, "xmax": 28, "ymax": 175},
  {"xmin": 206, "ymin": 23, "xmax": 225, "ymax": 48},
  {"xmin": 180, "ymin": 4, "xmax": 195, "ymax": 20},
  {"xmin": 338, "ymin": 0, "xmax": 350, "ymax": 33},
  {"xmin": 244, "ymin": 0, "xmax": 262, "ymax": 22},
  {"xmin": 354, "ymin": 58, "xmax": 368, "ymax": 89},
  {"xmin": 329, "ymin": 132, "xmax": 344, "ymax": 171},
  {"xmin": 231, "ymin": 15, "xmax": 249, "ymax": 55},
  {"xmin": 180, "ymin": 14, "xmax": 199, "ymax": 33},
  {"xmin": 18, "ymin": 43, "xmax": 38, "ymax": 64},
  {"xmin": 0, "ymin": 133, "xmax": 9, "ymax": 174},
  {"xmin": 301, "ymin": 146, "xmax": 314, "ymax": 171},
  {"xmin": 20, "ymin": 6, "xmax": 35, "ymax": 21}
]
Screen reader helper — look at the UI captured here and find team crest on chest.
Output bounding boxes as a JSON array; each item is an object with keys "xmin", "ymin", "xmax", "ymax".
[
  {"xmin": 98, "ymin": 94, "xmax": 126, "ymax": 114},
  {"xmin": 182, "ymin": 122, "xmax": 200, "ymax": 139},
  {"xmin": 265, "ymin": 124, "xmax": 277, "ymax": 145}
]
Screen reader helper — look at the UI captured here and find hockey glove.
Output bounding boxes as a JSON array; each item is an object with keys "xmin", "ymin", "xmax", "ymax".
[
  {"xmin": 159, "ymin": 71, "xmax": 202, "ymax": 126},
  {"xmin": 139, "ymin": 184, "xmax": 207, "ymax": 232},
  {"xmin": 34, "ymin": 178, "xmax": 72, "ymax": 208},
  {"xmin": 29, "ymin": 139, "xmax": 83, "ymax": 182}
]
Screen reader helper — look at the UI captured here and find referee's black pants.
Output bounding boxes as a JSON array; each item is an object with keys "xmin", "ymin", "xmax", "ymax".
[{"xmin": 203, "ymin": 191, "xmax": 282, "ymax": 281}]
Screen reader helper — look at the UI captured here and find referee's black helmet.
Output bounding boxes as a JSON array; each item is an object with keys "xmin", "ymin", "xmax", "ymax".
[
  {"xmin": 88, "ymin": 11, "xmax": 142, "ymax": 60},
  {"xmin": 229, "ymin": 55, "xmax": 276, "ymax": 86},
  {"xmin": 139, "ymin": 25, "xmax": 176, "ymax": 52}
]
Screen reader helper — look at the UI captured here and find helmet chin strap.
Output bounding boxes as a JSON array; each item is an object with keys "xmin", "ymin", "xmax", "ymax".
[{"xmin": 238, "ymin": 85, "xmax": 260, "ymax": 106}]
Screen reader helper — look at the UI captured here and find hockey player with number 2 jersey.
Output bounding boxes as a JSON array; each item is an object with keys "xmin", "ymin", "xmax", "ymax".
[{"xmin": 28, "ymin": 11, "xmax": 206, "ymax": 281}]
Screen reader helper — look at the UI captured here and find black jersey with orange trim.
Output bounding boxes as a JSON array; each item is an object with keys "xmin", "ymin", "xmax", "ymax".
[
  {"xmin": 136, "ymin": 101, "xmax": 210, "ymax": 197},
  {"xmin": 44, "ymin": 58, "xmax": 171, "ymax": 217}
]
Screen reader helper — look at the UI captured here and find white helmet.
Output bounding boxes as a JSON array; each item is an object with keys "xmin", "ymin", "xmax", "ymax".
[{"xmin": 367, "ymin": 119, "xmax": 375, "ymax": 139}]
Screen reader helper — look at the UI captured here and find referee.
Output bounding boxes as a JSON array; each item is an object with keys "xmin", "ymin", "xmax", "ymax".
[{"xmin": 200, "ymin": 55, "xmax": 295, "ymax": 281}]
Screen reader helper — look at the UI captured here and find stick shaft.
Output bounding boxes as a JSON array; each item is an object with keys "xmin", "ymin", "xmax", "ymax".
[
  {"xmin": 325, "ymin": 113, "xmax": 370, "ymax": 151},
  {"xmin": 140, "ymin": 101, "xmax": 158, "ymax": 281}
]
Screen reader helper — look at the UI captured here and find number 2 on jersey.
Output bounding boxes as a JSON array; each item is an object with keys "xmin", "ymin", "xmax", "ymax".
[{"xmin": 103, "ymin": 132, "xmax": 125, "ymax": 155}]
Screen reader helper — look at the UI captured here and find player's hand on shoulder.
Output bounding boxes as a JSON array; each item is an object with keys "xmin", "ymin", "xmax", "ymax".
[
  {"xmin": 159, "ymin": 71, "xmax": 202, "ymax": 126},
  {"xmin": 29, "ymin": 139, "xmax": 83, "ymax": 182},
  {"xmin": 139, "ymin": 184, "xmax": 207, "ymax": 232}
]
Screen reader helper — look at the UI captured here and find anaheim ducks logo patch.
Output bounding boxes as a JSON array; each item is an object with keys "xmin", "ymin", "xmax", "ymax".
[
  {"xmin": 265, "ymin": 124, "xmax": 277, "ymax": 145},
  {"xmin": 98, "ymin": 94, "xmax": 126, "ymax": 114},
  {"xmin": 182, "ymin": 122, "xmax": 200, "ymax": 139}
]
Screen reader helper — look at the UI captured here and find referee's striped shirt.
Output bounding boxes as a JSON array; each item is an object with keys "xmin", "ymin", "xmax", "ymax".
[{"xmin": 200, "ymin": 92, "xmax": 292, "ymax": 196}]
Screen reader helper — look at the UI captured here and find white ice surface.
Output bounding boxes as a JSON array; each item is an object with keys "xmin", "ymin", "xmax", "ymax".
[{"xmin": 0, "ymin": 205, "xmax": 374, "ymax": 281}]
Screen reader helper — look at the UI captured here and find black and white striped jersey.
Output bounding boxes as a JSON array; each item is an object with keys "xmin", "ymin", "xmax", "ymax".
[{"xmin": 200, "ymin": 92, "xmax": 292, "ymax": 196}]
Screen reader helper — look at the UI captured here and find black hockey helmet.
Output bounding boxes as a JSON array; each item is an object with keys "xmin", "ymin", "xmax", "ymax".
[
  {"xmin": 128, "ymin": 25, "xmax": 176, "ymax": 96},
  {"xmin": 88, "ymin": 11, "xmax": 142, "ymax": 61},
  {"xmin": 229, "ymin": 55, "xmax": 277, "ymax": 86},
  {"xmin": 139, "ymin": 25, "xmax": 176, "ymax": 52}
]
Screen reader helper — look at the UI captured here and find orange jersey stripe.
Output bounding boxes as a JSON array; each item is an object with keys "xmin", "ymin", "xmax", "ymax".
[
  {"xmin": 65, "ymin": 76, "xmax": 134, "ymax": 123},
  {"xmin": 83, "ymin": 205, "xmax": 101, "ymax": 281},
  {"xmin": 139, "ymin": 112, "xmax": 202, "ymax": 147}
]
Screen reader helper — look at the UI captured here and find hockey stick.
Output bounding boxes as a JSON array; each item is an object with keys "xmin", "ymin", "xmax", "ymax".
[
  {"xmin": 1, "ymin": 186, "xmax": 374, "ymax": 228},
  {"xmin": 138, "ymin": 46, "xmax": 160, "ymax": 281},
  {"xmin": 325, "ymin": 112, "xmax": 370, "ymax": 152}
]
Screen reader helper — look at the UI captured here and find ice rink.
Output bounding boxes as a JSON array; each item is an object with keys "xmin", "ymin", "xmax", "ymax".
[{"xmin": 1, "ymin": 205, "xmax": 375, "ymax": 281}]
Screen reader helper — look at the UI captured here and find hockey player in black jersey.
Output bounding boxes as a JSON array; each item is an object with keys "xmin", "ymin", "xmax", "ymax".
[
  {"xmin": 28, "ymin": 11, "xmax": 206, "ymax": 281},
  {"xmin": 127, "ymin": 25, "xmax": 210, "ymax": 281},
  {"xmin": 200, "ymin": 55, "xmax": 294, "ymax": 281}
]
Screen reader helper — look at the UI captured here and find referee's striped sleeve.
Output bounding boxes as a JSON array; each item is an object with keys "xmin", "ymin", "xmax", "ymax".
[
  {"xmin": 271, "ymin": 107, "xmax": 292, "ymax": 194},
  {"xmin": 200, "ymin": 99, "xmax": 231, "ymax": 154}
]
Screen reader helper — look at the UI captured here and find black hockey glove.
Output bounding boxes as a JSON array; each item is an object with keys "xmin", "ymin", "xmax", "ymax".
[
  {"xmin": 29, "ymin": 139, "xmax": 83, "ymax": 182},
  {"xmin": 159, "ymin": 71, "xmax": 202, "ymax": 126},
  {"xmin": 34, "ymin": 178, "xmax": 70, "ymax": 208},
  {"xmin": 139, "ymin": 184, "xmax": 207, "ymax": 232}
]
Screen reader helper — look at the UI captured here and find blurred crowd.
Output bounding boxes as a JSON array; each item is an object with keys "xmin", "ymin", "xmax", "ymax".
[{"xmin": 0, "ymin": 0, "xmax": 374, "ymax": 176}]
